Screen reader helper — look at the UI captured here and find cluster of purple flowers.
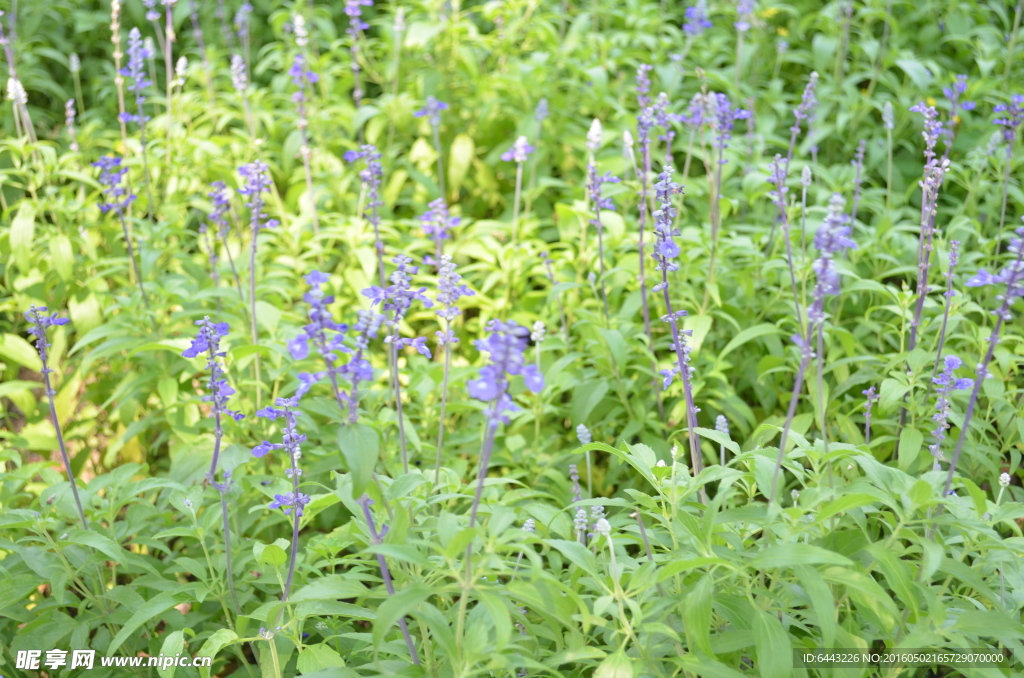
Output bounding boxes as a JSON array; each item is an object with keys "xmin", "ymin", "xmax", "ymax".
[
  {"xmin": 289, "ymin": 54, "xmax": 318, "ymax": 139},
  {"xmin": 25, "ymin": 306, "xmax": 69, "ymax": 391},
  {"xmin": 636, "ymin": 64, "xmax": 653, "ymax": 109},
  {"xmin": 808, "ymin": 194, "xmax": 857, "ymax": 324},
  {"xmin": 238, "ymin": 161, "xmax": 278, "ymax": 233},
  {"xmin": 120, "ymin": 27, "xmax": 151, "ymax": 127},
  {"xmin": 468, "ymin": 320, "xmax": 544, "ymax": 427},
  {"xmin": 230, "ymin": 54, "xmax": 248, "ymax": 92},
  {"xmin": 420, "ymin": 198, "xmax": 458, "ymax": 264},
  {"xmin": 363, "ymin": 255, "xmax": 434, "ymax": 357},
  {"xmin": 683, "ymin": 0, "xmax": 712, "ymax": 36},
  {"xmin": 966, "ymin": 225, "xmax": 1024, "ymax": 321},
  {"xmin": 182, "ymin": 318, "xmax": 245, "ymax": 476},
  {"xmin": 435, "ymin": 254, "xmax": 474, "ymax": 344},
  {"xmin": 93, "ymin": 156, "xmax": 136, "ymax": 215},
  {"xmin": 993, "ymin": 94, "xmax": 1024, "ymax": 147},
  {"xmin": 734, "ymin": 0, "xmax": 755, "ymax": 32},
  {"xmin": 289, "ymin": 271, "xmax": 350, "ymax": 401},
  {"xmin": 501, "ymin": 136, "xmax": 534, "ymax": 163},
  {"xmin": 414, "ymin": 96, "xmax": 448, "ymax": 126},
  {"xmin": 345, "ymin": 146, "xmax": 385, "ymax": 269},
  {"xmin": 929, "ymin": 355, "xmax": 974, "ymax": 471},
  {"xmin": 252, "ymin": 397, "xmax": 309, "ymax": 510},
  {"xmin": 650, "ymin": 168, "xmax": 683, "ymax": 286},
  {"xmin": 710, "ymin": 93, "xmax": 751, "ymax": 154},
  {"xmin": 340, "ymin": 310, "xmax": 385, "ymax": 423}
]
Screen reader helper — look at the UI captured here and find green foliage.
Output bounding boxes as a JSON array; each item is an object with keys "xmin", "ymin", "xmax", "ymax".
[{"xmin": 1, "ymin": 0, "xmax": 1024, "ymax": 676}]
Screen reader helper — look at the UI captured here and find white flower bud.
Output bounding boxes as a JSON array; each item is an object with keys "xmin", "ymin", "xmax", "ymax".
[
  {"xmin": 999, "ymin": 472, "xmax": 1011, "ymax": 488},
  {"xmin": 587, "ymin": 118, "xmax": 602, "ymax": 152}
]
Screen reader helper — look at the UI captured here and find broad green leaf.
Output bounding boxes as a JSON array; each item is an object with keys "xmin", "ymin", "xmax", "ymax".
[
  {"xmin": 447, "ymin": 133, "xmax": 475, "ymax": 197},
  {"xmin": 897, "ymin": 427, "xmax": 923, "ymax": 472},
  {"xmin": 752, "ymin": 544, "xmax": 853, "ymax": 569},
  {"xmin": 372, "ymin": 582, "xmax": 430, "ymax": 649},
  {"xmin": 338, "ymin": 423, "xmax": 379, "ymax": 497},
  {"xmin": 718, "ymin": 323, "xmax": 783, "ymax": 361},
  {"xmin": 546, "ymin": 538, "xmax": 599, "ymax": 576},
  {"xmin": 198, "ymin": 628, "xmax": 239, "ymax": 678},
  {"xmin": 11, "ymin": 202, "xmax": 36, "ymax": 268},
  {"xmin": 752, "ymin": 607, "xmax": 793, "ymax": 678},
  {"xmin": 684, "ymin": 574, "xmax": 714, "ymax": 656},
  {"xmin": 595, "ymin": 649, "xmax": 634, "ymax": 678},
  {"xmin": 107, "ymin": 590, "xmax": 188, "ymax": 654},
  {"xmin": 291, "ymin": 575, "xmax": 368, "ymax": 602},
  {"xmin": 157, "ymin": 630, "xmax": 186, "ymax": 678},
  {"xmin": 0, "ymin": 333, "xmax": 43, "ymax": 372}
]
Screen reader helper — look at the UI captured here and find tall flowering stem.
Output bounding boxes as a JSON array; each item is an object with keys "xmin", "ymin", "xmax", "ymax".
[
  {"xmin": 65, "ymin": 100, "xmax": 80, "ymax": 153},
  {"xmin": 587, "ymin": 119, "xmax": 618, "ymax": 322},
  {"xmin": 346, "ymin": 145, "xmax": 386, "ymax": 286},
  {"xmin": 345, "ymin": 0, "xmax": 371, "ymax": 110},
  {"xmin": 238, "ymin": 161, "xmax": 277, "ymax": 406},
  {"xmin": 768, "ymin": 154, "xmax": 803, "ymax": 338},
  {"xmin": 993, "ymin": 94, "xmax": 1024, "ymax": 238},
  {"xmin": 944, "ymin": 225, "xmax": 1024, "ymax": 496},
  {"xmin": 94, "ymin": 156, "xmax": 152, "ymax": 314},
  {"xmin": 786, "ymin": 72, "xmax": 819, "ymax": 168},
  {"xmin": 231, "ymin": 54, "xmax": 255, "ymax": 138},
  {"xmin": 707, "ymin": 94, "xmax": 751, "ymax": 287},
  {"xmin": 26, "ymin": 307, "xmax": 86, "ymax": 529},
  {"xmin": 883, "ymin": 101, "xmax": 894, "ymax": 211},
  {"xmin": 1, "ymin": 11, "xmax": 36, "ymax": 143},
  {"xmin": 188, "ymin": 0, "xmax": 216, "ymax": 103},
  {"xmin": 502, "ymin": 136, "xmax": 534, "ymax": 243},
  {"xmin": 898, "ymin": 103, "xmax": 949, "ymax": 433},
  {"xmin": 929, "ymin": 356, "xmax": 973, "ymax": 472},
  {"xmin": 356, "ymin": 495, "xmax": 421, "ymax": 664},
  {"xmin": 650, "ymin": 167, "xmax": 704, "ymax": 502},
  {"xmin": 182, "ymin": 318, "xmax": 244, "ymax": 612},
  {"xmin": 363, "ymin": 255, "xmax": 434, "ymax": 473},
  {"xmin": 626, "ymin": 123, "xmax": 662, "ymax": 418},
  {"xmin": 290, "ymin": 54, "xmax": 321, "ymax": 239},
  {"xmin": 289, "ymin": 271, "xmax": 349, "ymax": 412},
  {"xmin": 208, "ymin": 182, "xmax": 244, "ymax": 302},
  {"xmin": 109, "ymin": 1, "xmax": 130, "ymax": 150},
  {"xmin": 420, "ymin": 198, "xmax": 457, "ymax": 267},
  {"xmin": 770, "ymin": 194, "xmax": 856, "ymax": 503},
  {"xmin": 862, "ymin": 387, "xmax": 879, "ymax": 444},
  {"xmin": 340, "ymin": 310, "xmax": 384, "ymax": 422},
  {"xmin": 850, "ymin": 140, "xmax": 866, "ymax": 224},
  {"xmin": 164, "ymin": 0, "xmax": 177, "ymax": 169},
  {"xmin": 466, "ymin": 321, "xmax": 543, "ymax": 526},
  {"xmin": 540, "ymin": 251, "xmax": 568, "ymax": 339},
  {"xmin": 931, "ymin": 241, "xmax": 961, "ymax": 378},
  {"xmin": 415, "ymin": 96, "xmax": 449, "ymax": 198},
  {"xmin": 434, "ymin": 255, "xmax": 474, "ymax": 484},
  {"xmin": 120, "ymin": 27, "xmax": 154, "ymax": 210},
  {"xmin": 252, "ymin": 397, "xmax": 310, "ymax": 605}
]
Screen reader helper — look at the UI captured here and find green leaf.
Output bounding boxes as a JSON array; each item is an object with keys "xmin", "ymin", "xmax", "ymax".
[
  {"xmin": 296, "ymin": 643, "xmax": 346, "ymax": 674},
  {"xmin": 447, "ymin": 133, "xmax": 475, "ymax": 197},
  {"xmin": 684, "ymin": 574, "xmax": 714, "ymax": 656},
  {"xmin": 595, "ymin": 649, "xmax": 635, "ymax": 678},
  {"xmin": 107, "ymin": 590, "xmax": 187, "ymax": 654},
  {"xmin": 814, "ymin": 494, "xmax": 879, "ymax": 524},
  {"xmin": 897, "ymin": 427, "xmax": 923, "ymax": 472},
  {"xmin": 0, "ymin": 333, "xmax": 43, "ymax": 372},
  {"xmin": 718, "ymin": 323, "xmax": 783, "ymax": 361},
  {"xmin": 197, "ymin": 628, "xmax": 239, "ymax": 678},
  {"xmin": 291, "ymin": 575, "xmax": 368, "ymax": 602},
  {"xmin": 752, "ymin": 607, "xmax": 793, "ymax": 678},
  {"xmin": 546, "ymin": 538, "xmax": 599, "ymax": 576},
  {"xmin": 11, "ymin": 202, "xmax": 36, "ymax": 268},
  {"xmin": 338, "ymin": 423, "xmax": 379, "ymax": 497},
  {"xmin": 694, "ymin": 427, "xmax": 741, "ymax": 456},
  {"xmin": 64, "ymin": 529, "xmax": 127, "ymax": 563},
  {"xmin": 49, "ymin": 234, "xmax": 74, "ymax": 282},
  {"xmin": 157, "ymin": 630, "xmax": 186, "ymax": 678},
  {"xmin": 752, "ymin": 544, "xmax": 853, "ymax": 569},
  {"xmin": 794, "ymin": 566, "xmax": 836, "ymax": 648},
  {"xmin": 372, "ymin": 582, "xmax": 430, "ymax": 649},
  {"xmin": 259, "ymin": 544, "xmax": 288, "ymax": 568}
]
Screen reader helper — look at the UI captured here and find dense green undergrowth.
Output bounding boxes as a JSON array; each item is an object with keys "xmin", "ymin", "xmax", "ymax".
[{"xmin": 1, "ymin": 0, "xmax": 1024, "ymax": 676}]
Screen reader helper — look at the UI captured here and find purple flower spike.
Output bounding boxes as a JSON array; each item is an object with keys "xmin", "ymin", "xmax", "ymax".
[
  {"xmin": 929, "ymin": 355, "xmax": 974, "ymax": 471},
  {"xmin": 684, "ymin": 0, "xmax": 712, "ymax": 36},
  {"xmin": 636, "ymin": 64, "xmax": 653, "ymax": 109},
  {"xmin": 414, "ymin": 95, "xmax": 449, "ymax": 126},
  {"xmin": 290, "ymin": 271, "xmax": 351, "ymax": 410},
  {"xmin": 93, "ymin": 156, "xmax": 136, "ymax": 216},
  {"xmin": 119, "ymin": 27, "xmax": 152, "ymax": 126},
  {"xmin": 993, "ymin": 94, "xmax": 1024, "ymax": 147},
  {"xmin": 468, "ymin": 320, "xmax": 544, "ymax": 427},
  {"xmin": 501, "ymin": 136, "xmax": 534, "ymax": 163}
]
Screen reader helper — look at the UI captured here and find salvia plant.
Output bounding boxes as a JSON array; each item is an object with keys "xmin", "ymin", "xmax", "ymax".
[{"xmin": 5, "ymin": 2, "xmax": 1024, "ymax": 676}]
